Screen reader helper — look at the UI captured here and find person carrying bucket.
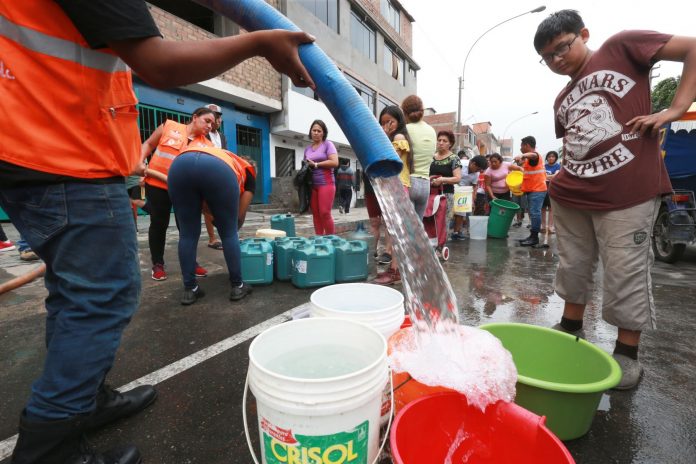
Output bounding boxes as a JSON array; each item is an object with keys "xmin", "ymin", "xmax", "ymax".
[
  {"xmin": 515, "ymin": 136, "xmax": 546, "ymax": 246},
  {"xmin": 533, "ymin": 9, "xmax": 696, "ymax": 389},
  {"xmin": 451, "ymin": 155, "xmax": 488, "ymax": 240}
]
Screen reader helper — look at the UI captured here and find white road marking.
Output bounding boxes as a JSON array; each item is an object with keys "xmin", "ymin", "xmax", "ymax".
[{"xmin": 0, "ymin": 308, "xmax": 296, "ymax": 459}]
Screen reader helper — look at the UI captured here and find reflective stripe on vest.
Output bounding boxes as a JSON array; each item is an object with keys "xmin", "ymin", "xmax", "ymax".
[
  {"xmin": 145, "ymin": 120, "xmax": 213, "ymax": 190},
  {"xmin": 0, "ymin": 3, "xmax": 141, "ymax": 178},
  {"xmin": 524, "ymin": 169, "xmax": 546, "ymax": 175},
  {"xmin": 0, "ymin": 14, "xmax": 127, "ymax": 73}
]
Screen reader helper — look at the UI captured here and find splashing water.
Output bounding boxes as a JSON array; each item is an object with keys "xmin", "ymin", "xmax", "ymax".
[
  {"xmin": 373, "ymin": 175, "xmax": 517, "ymax": 410},
  {"xmin": 373, "ymin": 176, "xmax": 458, "ymax": 331}
]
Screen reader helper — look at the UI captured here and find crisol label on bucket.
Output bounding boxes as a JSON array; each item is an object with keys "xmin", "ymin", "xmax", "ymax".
[{"xmin": 261, "ymin": 418, "xmax": 369, "ymax": 464}]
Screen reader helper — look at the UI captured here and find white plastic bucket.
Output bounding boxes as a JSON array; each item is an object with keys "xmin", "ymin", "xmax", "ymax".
[
  {"xmin": 248, "ymin": 318, "xmax": 389, "ymax": 464},
  {"xmin": 256, "ymin": 228, "xmax": 287, "ymax": 239},
  {"xmin": 453, "ymin": 185, "xmax": 473, "ymax": 215},
  {"xmin": 310, "ymin": 283, "xmax": 405, "ymax": 339},
  {"xmin": 469, "ymin": 216, "xmax": 489, "ymax": 240}
]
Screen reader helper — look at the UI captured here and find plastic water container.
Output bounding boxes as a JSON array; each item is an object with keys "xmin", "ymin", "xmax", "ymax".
[
  {"xmin": 291, "ymin": 243, "xmax": 335, "ymax": 288},
  {"xmin": 240, "ymin": 238, "xmax": 273, "ymax": 285},
  {"xmin": 334, "ymin": 240, "xmax": 369, "ymax": 282},
  {"xmin": 506, "ymin": 171, "xmax": 524, "ymax": 196},
  {"xmin": 487, "ymin": 199, "xmax": 521, "ymax": 239},
  {"xmin": 310, "ymin": 283, "xmax": 405, "ymax": 339},
  {"xmin": 247, "ymin": 318, "xmax": 389, "ymax": 464},
  {"xmin": 480, "ymin": 323, "xmax": 621, "ymax": 440},
  {"xmin": 469, "ymin": 216, "xmax": 489, "ymax": 240},
  {"xmin": 270, "ymin": 213, "xmax": 296, "ymax": 237},
  {"xmin": 274, "ymin": 237, "xmax": 307, "ymax": 281},
  {"xmin": 391, "ymin": 392, "xmax": 574, "ymax": 464},
  {"xmin": 453, "ymin": 185, "xmax": 473, "ymax": 216}
]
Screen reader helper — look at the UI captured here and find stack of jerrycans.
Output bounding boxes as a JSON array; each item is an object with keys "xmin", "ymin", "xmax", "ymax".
[
  {"xmin": 324, "ymin": 236, "xmax": 369, "ymax": 282},
  {"xmin": 240, "ymin": 238, "xmax": 274, "ymax": 285},
  {"xmin": 291, "ymin": 237, "xmax": 335, "ymax": 288}
]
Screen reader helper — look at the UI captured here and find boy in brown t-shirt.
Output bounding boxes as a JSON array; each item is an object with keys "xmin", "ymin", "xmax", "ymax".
[{"xmin": 534, "ymin": 10, "xmax": 696, "ymax": 389}]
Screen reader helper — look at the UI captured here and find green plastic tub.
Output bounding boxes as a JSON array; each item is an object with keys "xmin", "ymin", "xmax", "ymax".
[
  {"xmin": 487, "ymin": 199, "xmax": 520, "ymax": 238},
  {"xmin": 480, "ymin": 322, "xmax": 621, "ymax": 440}
]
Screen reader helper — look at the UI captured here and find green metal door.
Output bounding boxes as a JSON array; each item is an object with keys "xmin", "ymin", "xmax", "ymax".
[{"xmin": 236, "ymin": 125, "xmax": 263, "ymax": 203}]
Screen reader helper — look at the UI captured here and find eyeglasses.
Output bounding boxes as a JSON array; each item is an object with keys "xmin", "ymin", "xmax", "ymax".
[{"xmin": 539, "ymin": 35, "xmax": 578, "ymax": 65}]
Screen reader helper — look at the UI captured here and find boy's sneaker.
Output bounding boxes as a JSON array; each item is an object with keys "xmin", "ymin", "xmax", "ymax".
[
  {"xmin": 19, "ymin": 249, "xmax": 40, "ymax": 261},
  {"xmin": 0, "ymin": 240, "xmax": 15, "ymax": 252},
  {"xmin": 450, "ymin": 232, "xmax": 467, "ymax": 241},
  {"xmin": 377, "ymin": 253, "xmax": 392, "ymax": 265},
  {"xmin": 612, "ymin": 354, "xmax": 643, "ymax": 390},
  {"xmin": 512, "ymin": 221, "xmax": 522, "ymax": 228},
  {"xmin": 230, "ymin": 282, "xmax": 252, "ymax": 301},
  {"xmin": 151, "ymin": 264, "xmax": 167, "ymax": 281},
  {"xmin": 195, "ymin": 265, "xmax": 208, "ymax": 277},
  {"xmin": 338, "ymin": 205, "xmax": 344, "ymax": 214}
]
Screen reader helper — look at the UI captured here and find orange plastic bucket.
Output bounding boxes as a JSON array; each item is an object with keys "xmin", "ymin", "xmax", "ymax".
[
  {"xmin": 390, "ymin": 392, "xmax": 575, "ymax": 463},
  {"xmin": 388, "ymin": 328, "xmax": 454, "ymax": 414}
]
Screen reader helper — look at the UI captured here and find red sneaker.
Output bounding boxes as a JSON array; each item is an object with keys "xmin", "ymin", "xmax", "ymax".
[
  {"xmin": 0, "ymin": 240, "xmax": 16, "ymax": 252},
  {"xmin": 151, "ymin": 264, "xmax": 167, "ymax": 281},
  {"xmin": 372, "ymin": 268, "xmax": 401, "ymax": 286},
  {"xmin": 195, "ymin": 265, "xmax": 208, "ymax": 277}
]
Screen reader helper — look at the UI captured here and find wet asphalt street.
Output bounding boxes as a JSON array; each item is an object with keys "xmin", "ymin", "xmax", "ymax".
[{"xmin": 1, "ymin": 210, "xmax": 695, "ymax": 463}]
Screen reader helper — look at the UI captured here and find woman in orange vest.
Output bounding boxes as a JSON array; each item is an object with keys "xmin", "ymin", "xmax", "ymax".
[
  {"xmin": 140, "ymin": 107, "xmax": 215, "ymax": 281},
  {"xmin": 167, "ymin": 146, "xmax": 256, "ymax": 305}
]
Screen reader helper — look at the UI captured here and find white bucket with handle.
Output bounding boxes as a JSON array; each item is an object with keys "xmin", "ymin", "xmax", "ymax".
[{"xmin": 245, "ymin": 318, "xmax": 390, "ymax": 464}]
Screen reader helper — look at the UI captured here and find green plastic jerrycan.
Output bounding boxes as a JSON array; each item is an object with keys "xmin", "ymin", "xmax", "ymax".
[
  {"xmin": 291, "ymin": 243, "xmax": 335, "ymax": 288},
  {"xmin": 335, "ymin": 240, "xmax": 369, "ymax": 282},
  {"xmin": 240, "ymin": 238, "xmax": 273, "ymax": 285},
  {"xmin": 270, "ymin": 213, "xmax": 296, "ymax": 237},
  {"xmin": 274, "ymin": 237, "xmax": 307, "ymax": 281}
]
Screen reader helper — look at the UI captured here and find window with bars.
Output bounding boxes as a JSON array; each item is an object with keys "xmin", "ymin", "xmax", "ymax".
[{"xmin": 137, "ymin": 104, "xmax": 190, "ymax": 142}]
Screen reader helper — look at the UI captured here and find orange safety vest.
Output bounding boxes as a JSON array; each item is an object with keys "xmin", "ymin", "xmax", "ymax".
[
  {"xmin": 180, "ymin": 146, "xmax": 256, "ymax": 194},
  {"xmin": 522, "ymin": 155, "xmax": 547, "ymax": 193},
  {"xmin": 145, "ymin": 120, "xmax": 213, "ymax": 190},
  {"xmin": 0, "ymin": 2, "xmax": 141, "ymax": 178}
]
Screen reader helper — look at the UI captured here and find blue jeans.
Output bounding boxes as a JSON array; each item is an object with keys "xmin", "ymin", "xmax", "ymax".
[
  {"xmin": 0, "ymin": 182, "xmax": 141, "ymax": 420},
  {"xmin": 17, "ymin": 236, "xmax": 31, "ymax": 252},
  {"xmin": 526, "ymin": 191, "xmax": 546, "ymax": 233},
  {"xmin": 168, "ymin": 152, "xmax": 242, "ymax": 289}
]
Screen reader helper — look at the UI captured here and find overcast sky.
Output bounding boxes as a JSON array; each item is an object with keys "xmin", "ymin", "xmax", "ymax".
[{"xmin": 398, "ymin": 0, "xmax": 694, "ymax": 154}]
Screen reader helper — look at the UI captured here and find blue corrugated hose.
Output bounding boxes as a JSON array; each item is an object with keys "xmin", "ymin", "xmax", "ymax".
[{"xmin": 193, "ymin": 0, "xmax": 403, "ymax": 178}]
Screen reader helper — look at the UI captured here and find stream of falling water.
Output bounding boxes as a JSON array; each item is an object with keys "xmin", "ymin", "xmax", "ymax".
[{"xmin": 373, "ymin": 175, "xmax": 458, "ymax": 331}]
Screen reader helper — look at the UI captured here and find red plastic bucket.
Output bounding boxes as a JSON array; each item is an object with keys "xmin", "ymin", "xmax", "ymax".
[{"xmin": 390, "ymin": 392, "xmax": 574, "ymax": 464}]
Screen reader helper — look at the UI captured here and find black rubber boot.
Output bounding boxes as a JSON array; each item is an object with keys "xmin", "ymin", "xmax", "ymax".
[
  {"xmin": 519, "ymin": 232, "xmax": 539, "ymax": 247},
  {"xmin": 11, "ymin": 412, "xmax": 141, "ymax": 464},
  {"xmin": 84, "ymin": 384, "xmax": 157, "ymax": 431}
]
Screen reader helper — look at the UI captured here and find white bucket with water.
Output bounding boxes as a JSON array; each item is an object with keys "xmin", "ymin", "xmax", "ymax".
[
  {"xmin": 310, "ymin": 283, "xmax": 405, "ymax": 339},
  {"xmin": 247, "ymin": 318, "xmax": 389, "ymax": 464},
  {"xmin": 469, "ymin": 216, "xmax": 489, "ymax": 240}
]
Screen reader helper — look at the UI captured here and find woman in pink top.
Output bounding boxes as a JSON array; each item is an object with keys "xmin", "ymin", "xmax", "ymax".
[
  {"xmin": 304, "ymin": 120, "xmax": 339, "ymax": 235},
  {"xmin": 484, "ymin": 153, "xmax": 519, "ymax": 202}
]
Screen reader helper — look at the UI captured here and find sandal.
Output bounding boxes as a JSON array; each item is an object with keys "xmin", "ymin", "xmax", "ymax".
[{"xmin": 207, "ymin": 241, "xmax": 223, "ymax": 250}]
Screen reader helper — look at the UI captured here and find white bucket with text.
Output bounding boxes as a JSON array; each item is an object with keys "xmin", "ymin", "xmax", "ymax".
[{"xmin": 247, "ymin": 318, "xmax": 389, "ymax": 464}]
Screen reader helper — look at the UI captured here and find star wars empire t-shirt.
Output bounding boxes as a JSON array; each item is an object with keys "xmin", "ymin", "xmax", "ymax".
[{"xmin": 549, "ymin": 30, "xmax": 674, "ymax": 210}]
